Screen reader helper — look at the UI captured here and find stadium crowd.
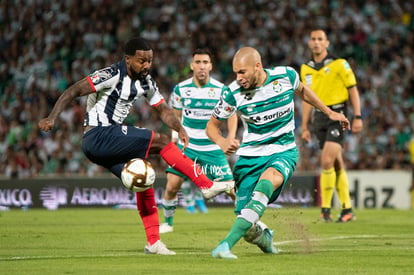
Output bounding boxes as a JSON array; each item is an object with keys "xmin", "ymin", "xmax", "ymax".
[{"xmin": 0, "ymin": 0, "xmax": 413, "ymax": 178}]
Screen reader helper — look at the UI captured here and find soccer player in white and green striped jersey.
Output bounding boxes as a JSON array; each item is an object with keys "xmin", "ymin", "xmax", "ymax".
[
  {"xmin": 160, "ymin": 48, "xmax": 237, "ymax": 234},
  {"xmin": 207, "ymin": 47, "xmax": 350, "ymax": 259}
]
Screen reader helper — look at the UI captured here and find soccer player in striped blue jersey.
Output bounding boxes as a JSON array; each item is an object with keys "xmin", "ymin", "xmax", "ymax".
[
  {"xmin": 207, "ymin": 47, "xmax": 350, "ymax": 259},
  {"xmin": 160, "ymin": 48, "xmax": 237, "ymax": 234},
  {"xmin": 38, "ymin": 37, "xmax": 233, "ymax": 255}
]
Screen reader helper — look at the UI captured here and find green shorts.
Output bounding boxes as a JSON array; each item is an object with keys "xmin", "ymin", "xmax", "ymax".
[
  {"xmin": 233, "ymin": 148, "xmax": 298, "ymax": 213},
  {"xmin": 165, "ymin": 145, "xmax": 233, "ymax": 181}
]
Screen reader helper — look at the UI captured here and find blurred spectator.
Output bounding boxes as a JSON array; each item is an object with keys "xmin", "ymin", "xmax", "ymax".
[{"xmin": 0, "ymin": 0, "xmax": 413, "ymax": 178}]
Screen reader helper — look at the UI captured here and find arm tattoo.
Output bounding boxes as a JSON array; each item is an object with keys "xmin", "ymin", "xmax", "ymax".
[{"xmin": 156, "ymin": 103, "xmax": 182, "ymax": 132}]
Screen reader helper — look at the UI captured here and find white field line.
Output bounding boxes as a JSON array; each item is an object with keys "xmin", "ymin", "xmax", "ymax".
[
  {"xmin": 2, "ymin": 253, "xmax": 142, "ymax": 261},
  {"xmin": 1, "ymin": 234, "xmax": 412, "ymax": 261},
  {"xmin": 274, "ymin": 234, "xmax": 379, "ymax": 245}
]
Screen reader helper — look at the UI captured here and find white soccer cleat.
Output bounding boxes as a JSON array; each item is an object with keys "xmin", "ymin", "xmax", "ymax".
[
  {"xmin": 144, "ymin": 240, "xmax": 176, "ymax": 255},
  {"xmin": 212, "ymin": 242, "xmax": 238, "ymax": 259},
  {"xmin": 159, "ymin": 223, "xmax": 174, "ymax": 234},
  {"xmin": 201, "ymin": 180, "xmax": 235, "ymax": 199}
]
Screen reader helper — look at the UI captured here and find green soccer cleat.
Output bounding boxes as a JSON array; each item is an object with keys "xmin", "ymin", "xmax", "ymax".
[{"xmin": 212, "ymin": 242, "xmax": 238, "ymax": 259}]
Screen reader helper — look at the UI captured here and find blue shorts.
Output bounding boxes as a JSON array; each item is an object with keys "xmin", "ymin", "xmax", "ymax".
[{"xmin": 82, "ymin": 125, "xmax": 153, "ymax": 178}]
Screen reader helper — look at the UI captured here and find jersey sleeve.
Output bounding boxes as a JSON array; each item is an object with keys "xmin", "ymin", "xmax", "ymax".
[
  {"xmin": 169, "ymin": 85, "xmax": 182, "ymax": 110},
  {"xmin": 339, "ymin": 59, "xmax": 357, "ymax": 88},
  {"xmin": 140, "ymin": 75, "xmax": 165, "ymax": 106},
  {"xmin": 286, "ymin": 66, "xmax": 300, "ymax": 90},
  {"xmin": 212, "ymin": 86, "xmax": 237, "ymax": 120},
  {"xmin": 87, "ymin": 66, "xmax": 119, "ymax": 92}
]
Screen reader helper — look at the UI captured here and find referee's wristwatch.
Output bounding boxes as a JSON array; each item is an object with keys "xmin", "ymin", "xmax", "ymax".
[{"xmin": 354, "ymin": 115, "xmax": 362, "ymax": 119}]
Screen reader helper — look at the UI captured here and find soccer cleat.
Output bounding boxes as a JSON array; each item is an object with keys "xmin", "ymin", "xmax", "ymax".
[
  {"xmin": 244, "ymin": 221, "xmax": 265, "ymax": 243},
  {"xmin": 336, "ymin": 209, "xmax": 355, "ymax": 223},
  {"xmin": 321, "ymin": 208, "xmax": 333, "ymax": 222},
  {"xmin": 185, "ymin": 205, "xmax": 197, "ymax": 213},
  {"xmin": 195, "ymin": 199, "xmax": 208, "ymax": 213},
  {"xmin": 255, "ymin": 227, "xmax": 278, "ymax": 254},
  {"xmin": 159, "ymin": 223, "xmax": 174, "ymax": 234},
  {"xmin": 212, "ymin": 242, "xmax": 238, "ymax": 259},
  {"xmin": 201, "ymin": 180, "xmax": 235, "ymax": 199},
  {"xmin": 144, "ymin": 240, "xmax": 176, "ymax": 255}
]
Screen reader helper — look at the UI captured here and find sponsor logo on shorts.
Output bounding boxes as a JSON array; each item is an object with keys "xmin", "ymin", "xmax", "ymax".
[
  {"xmin": 330, "ymin": 129, "xmax": 340, "ymax": 137},
  {"xmin": 122, "ymin": 125, "xmax": 128, "ymax": 135}
]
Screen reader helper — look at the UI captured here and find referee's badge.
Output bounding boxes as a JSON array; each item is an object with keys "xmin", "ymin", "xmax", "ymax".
[
  {"xmin": 305, "ymin": 74, "xmax": 312, "ymax": 85},
  {"xmin": 272, "ymin": 80, "xmax": 282, "ymax": 93}
]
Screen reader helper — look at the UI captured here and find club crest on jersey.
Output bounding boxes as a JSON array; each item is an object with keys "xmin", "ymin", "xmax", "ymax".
[
  {"xmin": 208, "ymin": 88, "xmax": 215, "ymax": 97},
  {"xmin": 343, "ymin": 60, "xmax": 351, "ymax": 70},
  {"xmin": 272, "ymin": 80, "xmax": 282, "ymax": 93}
]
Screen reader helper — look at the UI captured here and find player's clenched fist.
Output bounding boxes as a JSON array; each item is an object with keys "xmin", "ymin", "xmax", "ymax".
[{"xmin": 38, "ymin": 118, "xmax": 55, "ymax": 132}]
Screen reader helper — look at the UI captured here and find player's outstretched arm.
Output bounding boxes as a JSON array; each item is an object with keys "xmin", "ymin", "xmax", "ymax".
[
  {"xmin": 296, "ymin": 82, "xmax": 350, "ymax": 130},
  {"xmin": 38, "ymin": 77, "xmax": 93, "ymax": 132},
  {"xmin": 154, "ymin": 101, "xmax": 189, "ymax": 149},
  {"xmin": 206, "ymin": 116, "xmax": 240, "ymax": 155}
]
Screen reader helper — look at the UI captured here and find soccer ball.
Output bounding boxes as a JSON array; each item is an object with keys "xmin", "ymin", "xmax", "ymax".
[{"xmin": 121, "ymin": 158, "xmax": 156, "ymax": 192}]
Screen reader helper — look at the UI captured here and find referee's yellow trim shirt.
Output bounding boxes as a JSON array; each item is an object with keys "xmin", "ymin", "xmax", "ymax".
[{"xmin": 300, "ymin": 57, "xmax": 357, "ymax": 106}]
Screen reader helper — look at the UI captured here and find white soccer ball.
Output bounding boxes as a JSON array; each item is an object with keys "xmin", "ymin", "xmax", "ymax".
[{"xmin": 121, "ymin": 158, "xmax": 155, "ymax": 192}]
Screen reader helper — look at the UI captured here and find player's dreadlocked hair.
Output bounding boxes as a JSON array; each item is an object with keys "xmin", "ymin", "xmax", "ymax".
[{"xmin": 124, "ymin": 37, "xmax": 152, "ymax": 55}]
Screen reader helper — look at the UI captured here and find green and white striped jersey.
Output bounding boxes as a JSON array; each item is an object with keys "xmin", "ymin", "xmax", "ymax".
[
  {"xmin": 212, "ymin": 66, "xmax": 300, "ymax": 156},
  {"xmin": 170, "ymin": 77, "xmax": 226, "ymax": 151}
]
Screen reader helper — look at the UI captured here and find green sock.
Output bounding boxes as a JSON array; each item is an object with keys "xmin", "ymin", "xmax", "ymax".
[
  {"xmin": 244, "ymin": 179, "xmax": 273, "ymax": 217},
  {"xmin": 165, "ymin": 216, "xmax": 173, "ymax": 226},
  {"xmin": 219, "ymin": 179, "xmax": 274, "ymax": 249},
  {"xmin": 255, "ymin": 179, "xmax": 274, "ymax": 198},
  {"xmin": 162, "ymin": 199, "xmax": 177, "ymax": 226},
  {"xmin": 221, "ymin": 217, "xmax": 252, "ymax": 249}
]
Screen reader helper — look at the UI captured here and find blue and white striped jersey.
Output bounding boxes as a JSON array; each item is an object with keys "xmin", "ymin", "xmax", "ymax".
[
  {"xmin": 84, "ymin": 59, "xmax": 164, "ymax": 127},
  {"xmin": 212, "ymin": 66, "xmax": 300, "ymax": 156}
]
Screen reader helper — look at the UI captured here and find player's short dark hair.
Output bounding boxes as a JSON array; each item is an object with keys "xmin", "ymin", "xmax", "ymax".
[
  {"xmin": 311, "ymin": 28, "xmax": 329, "ymax": 39},
  {"xmin": 124, "ymin": 37, "xmax": 152, "ymax": 55},
  {"xmin": 192, "ymin": 48, "xmax": 213, "ymax": 59}
]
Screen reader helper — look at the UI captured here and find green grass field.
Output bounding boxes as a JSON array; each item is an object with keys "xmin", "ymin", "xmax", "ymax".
[{"xmin": 1, "ymin": 207, "xmax": 413, "ymax": 274}]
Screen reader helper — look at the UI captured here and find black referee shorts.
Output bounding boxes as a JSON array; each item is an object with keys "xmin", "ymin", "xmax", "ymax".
[{"xmin": 312, "ymin": 103, "xmax": 348, "ymax": 149}]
